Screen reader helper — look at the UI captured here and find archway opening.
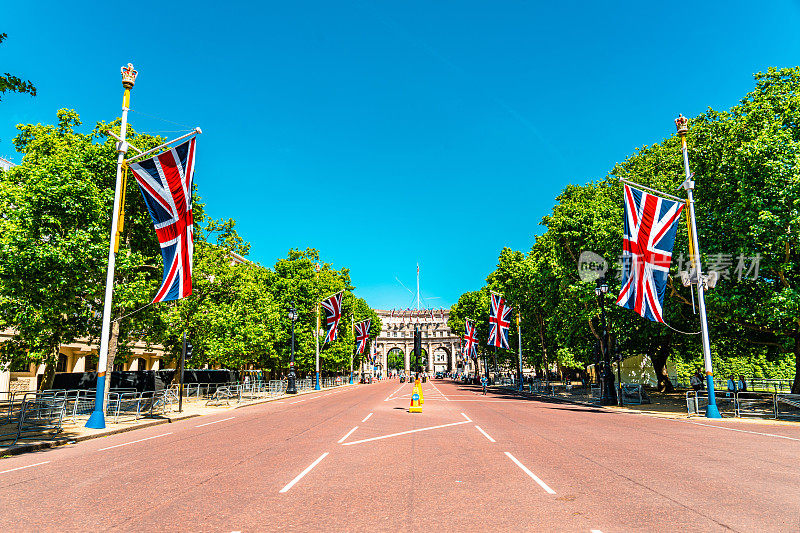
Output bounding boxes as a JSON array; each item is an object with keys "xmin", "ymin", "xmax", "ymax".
[
  {"xmin": 409, "ymin": 348, "xmax": 428, "ymax": 372},
  {"xmin": 387, "ymin": 348, "xmax": 405, "ymax": 373}
]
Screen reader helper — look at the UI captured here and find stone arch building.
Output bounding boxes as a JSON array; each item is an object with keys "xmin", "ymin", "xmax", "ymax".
[{"xmin": 374, "ymin": 309, "xmax": 461, "ymax": 376}]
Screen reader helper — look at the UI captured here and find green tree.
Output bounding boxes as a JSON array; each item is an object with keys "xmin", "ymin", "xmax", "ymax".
[{"xmin": 0, "ymin": 33, "xmax": 36, "ymax": 101}]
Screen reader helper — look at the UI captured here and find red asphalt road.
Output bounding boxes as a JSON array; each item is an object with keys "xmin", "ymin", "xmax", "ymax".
[{"xmin": 1, "ymin": 379, "xmax": 799, "ymax": 532}]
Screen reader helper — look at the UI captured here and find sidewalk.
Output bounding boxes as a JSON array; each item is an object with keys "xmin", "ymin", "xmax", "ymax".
[
  {"xmin": 1, "ymin": 383, "xmax": 359, "ymax": 456},
  {"xmin": 494, "ymin": 384, "xmax": 800, "ymax": 427}
]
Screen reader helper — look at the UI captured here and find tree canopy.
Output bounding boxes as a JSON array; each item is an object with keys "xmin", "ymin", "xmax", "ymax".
[
  {"xmin": 0, "ymin": 110, "xmax": 379, "ymax": 384},
  {"xmin": 450, "ymin": 67, "xmax": 800, "ymax": 392}
]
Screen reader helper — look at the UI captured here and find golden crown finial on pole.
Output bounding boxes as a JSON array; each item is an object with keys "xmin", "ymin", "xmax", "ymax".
[
  {"xmin": 121, "ymin": 63, "xmax": 138, "ymax": 89},
  {"xmin": 675, "ymin": 113, "xmax": 689, "ymax": 136}
]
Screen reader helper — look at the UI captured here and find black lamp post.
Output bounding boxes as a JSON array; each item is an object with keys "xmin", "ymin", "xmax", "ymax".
[
  {"xmin": 595, "ymin": 278, "xmax": 616, "ymax": 405},
  {"xmin": 287, "ymin": 303, "xmax": 298, "ymax": 394}
]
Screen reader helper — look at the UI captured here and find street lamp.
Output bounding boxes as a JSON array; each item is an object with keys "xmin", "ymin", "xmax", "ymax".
[
  {"xmin": 287, "ymin": 303, "xmax": 298, "ymax": 394},
  {"xmin": 595, "ymin": 278, "xmax": 616, "ymax": 405}
]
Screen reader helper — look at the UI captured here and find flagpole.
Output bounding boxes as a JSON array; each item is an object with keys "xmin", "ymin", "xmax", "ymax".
[
  {"xmin": 517, "ymin": 311, "xmax": 523, "ymax": 392},
  {"xmin": 676, "ymin": 114, "xmax": 721, "ymax": 418},
  {"xmin": 86, "ymin": 64, "xmax": 138, "ymax": 429},
  {"xmin": 315, "ymin": 300, "xmax": 321, "ymax": 390},
  {"xmin": 350, "ymin": 315, "xmax": 354, "ymax": 384}
]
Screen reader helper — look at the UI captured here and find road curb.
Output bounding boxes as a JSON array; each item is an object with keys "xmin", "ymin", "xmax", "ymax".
[
  {"xmin": 233, "ymin": 383, "xmax": 361, "ymax": 410},
  {"xmin": 2, "ymin": 383, "xmax": 370, "ymax": 457},
  {"xmin": 495, "ymin": 385, "xmax": 700, "ymax": 420},
  {"xmin": 1, "ymin": 413, "xmax": 201, "ymax": 457}
]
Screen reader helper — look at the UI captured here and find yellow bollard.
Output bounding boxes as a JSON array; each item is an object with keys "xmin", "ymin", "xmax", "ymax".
[
  {"xmin": 409, "ymin": 386, "xmax": 422, "ymax": 413},
  {"xmin": 414, "ymin": 378, "xmax": 424, "ymax": 404}
]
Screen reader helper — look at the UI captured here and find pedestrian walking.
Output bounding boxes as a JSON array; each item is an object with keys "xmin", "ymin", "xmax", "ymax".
[{"xmin": 481, "ymin": 375, "xmax": 488, "ymax": 395}]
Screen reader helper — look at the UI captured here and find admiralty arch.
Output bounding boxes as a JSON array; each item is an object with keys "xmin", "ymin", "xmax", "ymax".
[{"xmin": 373, "ymin": 309, "xmax": 462, "ymax": 376}]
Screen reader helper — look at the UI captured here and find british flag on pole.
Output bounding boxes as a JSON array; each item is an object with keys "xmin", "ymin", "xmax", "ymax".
[
  {"xmin": 321, "ymin": 291, "xmax": 344, "ymax": 342},
  {"xmin": 617, "ymin": 183, "xmax": 684, "ymax": 323},
  {"xmin": 488, "ymin": 293, "xmax": 512, "ymax": 349},
  {"xmin": 354, "ymin": 319, "xmax": 371, "ymax": 354},
  {"xmin": 463, "ymin": 319, "xmax": 478, "ymax": 359},
  {"xmin": 129, "ymin": 138, "xmax": 197, "ymax": 302}
]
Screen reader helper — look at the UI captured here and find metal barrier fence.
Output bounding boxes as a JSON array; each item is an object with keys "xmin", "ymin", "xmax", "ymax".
[
  {"xmin": 0, "ymin": 391, "xmax": 68, "ymax": 445},
  {"xmin": 503, "ymin": 380, "xmax": 650, "ymax": 407},
  {"xmin": 1, "ymin": 376, "xmax": 355, "ymax": 446},
  {"xmin": 686, "ymin": 390, "xmax": 800, "ymax": 420},
  {"xmin": 171, "ymin": 376, "xmax": 354, "ymax": 406}
]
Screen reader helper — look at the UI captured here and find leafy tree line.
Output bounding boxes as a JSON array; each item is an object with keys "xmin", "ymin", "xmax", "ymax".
[
  {"xmin": 449, "ymin": 67, "xmax": 800, "ymax": 393},
  {"xmin": 0, "ymin": 110, "xmax": 379, "ymax": 387}
]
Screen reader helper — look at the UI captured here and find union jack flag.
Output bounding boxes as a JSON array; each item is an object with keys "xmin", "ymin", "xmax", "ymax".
[
  {"xmin": 617, "ymin": 184, "xmax": 684, "ymax": 323},
  {"xmin": 463, "ymin": 319, "xmax": 478, "ymax": 359},
  {"xmin": 129, "ymin": 138, "xmax": 197, "ymax": 302},
  {"xmin": 369, "ymin": 341, "xmax": 378, "ymax": 364},
  {"xmin": 354, "ymin": 319, "xmax": 371, "ymax": 354},
  {"xmin": 321, "ymin": 292, "xmax": 343, "ymax": 342},
  {"xmin": 488, "ymin": 293, "xmax": 512, "ymax": 349}
]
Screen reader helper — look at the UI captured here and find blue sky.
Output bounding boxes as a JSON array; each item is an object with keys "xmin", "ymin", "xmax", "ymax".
[{"xmin": 3, "ymin": 1, "xmax": 800, "ymax": 310}]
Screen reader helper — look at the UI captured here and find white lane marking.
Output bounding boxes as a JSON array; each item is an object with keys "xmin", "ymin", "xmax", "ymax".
[
  {"xmin": 591, "ymin": 530, "xmax": 604, "ymax": 533},
  {"xmin": 98, "ymin": 433, "xmax": 172, "ymax": 451},
  {"xmin": 475, "ymin": 425, "xmax": 496, "ymax": 442},
  {"xmin": 362, "ymin": 412, "xmax": 373, "ymax": 423},
  {"xmin": 428, "ymin": 381, "xmax": 450, "ymax": 401},
  {"xmin": 461, "ymin": 412, "xmax": 472, "ymax": 422},
  {"xmin": 338, "ymin": 426, "xmax": 359, "ymax": 444},
  {"xmin": 682, "ymin": 420, "xmax": 800, "ymax": 442},
  {"xmin": 289, "ymin": 399, "xmax": 306, "ymax": 404},
  {"xmin": 0, "ymin": 461, "xmax": 50, "ymax": 475},
  {"xmin": 279, "ymin": 452, "xmax": 329, "ymax": 493},
  {"xmin": 195, "ymin": 416, "xmax": 235, "ymax": 428},
  {"xmin": 504, "ymin": 452, "xmax": 556, "ymax": 494},
  {"xmin": 343, "ymin": 420, "xmax": 470, "ymax": 446},
  {"xmin": 384, "ymin": 384, "xmax": 404, "ymax": 402}
]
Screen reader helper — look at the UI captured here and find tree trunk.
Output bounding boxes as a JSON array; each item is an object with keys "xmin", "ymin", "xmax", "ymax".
[
  {"xmin": 650, "ymin": 336, "xmax": 674, "ymax": 393},
  {"xmin": 38, "ymin": 344, "xmax": 61, "ymax": 391},
  {"xmin": 103, "ymin": 320, "xmax": 121, "ymax": 410},
  {"xmin": 791, "ymin": 335, "xmax": 800, "ymax": 394},
  {"xmin": 39, "ymin": 362, "xmax": 56, "ymax": 390}
]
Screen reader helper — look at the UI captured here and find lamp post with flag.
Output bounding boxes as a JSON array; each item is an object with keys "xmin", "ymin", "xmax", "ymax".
[
  {"xmin": 595, "ymin": 277, "xmax": 616, "ymax": 405},
  {"xmin": 676, "ymin": 114, "xmax": 721, "ymax": 418},
  {"xmin": 85, "ymin": 64, "xmax": 137, "ymax": 429}
]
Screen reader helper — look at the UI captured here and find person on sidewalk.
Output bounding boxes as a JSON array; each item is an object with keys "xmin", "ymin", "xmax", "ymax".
[{"xmin": 481, "ymin": 375, "xmax": 488, "ymax": 395}]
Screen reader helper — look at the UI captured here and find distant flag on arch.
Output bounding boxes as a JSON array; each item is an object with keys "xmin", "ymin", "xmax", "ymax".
[
  {"xmin": 354, "ymin": 319, "xmax": 371, "ymax": 354},
  {"xmin": 488, "ymin": 293, "xmax": 512, "ymax": 349},
  {"xmin": 129, "ymin": 137, "xmax": 197, "ymax": 302},
  {"xmin": 617, "ymin": 183, "xmax": 684, "ymax": 323},
  {"xmin": 321, "ymin": 291, "xmax": 343, "ymax": 343}
]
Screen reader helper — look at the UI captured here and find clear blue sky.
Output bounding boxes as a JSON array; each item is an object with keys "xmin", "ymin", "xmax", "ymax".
[{"xmin": 3, "ymin": 1, "xmax": 800, "ymax": 310}]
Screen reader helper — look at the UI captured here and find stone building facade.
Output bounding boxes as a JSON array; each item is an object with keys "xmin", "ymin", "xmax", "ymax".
[{"xmin": 373, "ymin": 309, "xmax": 462, "ymax": 376}]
